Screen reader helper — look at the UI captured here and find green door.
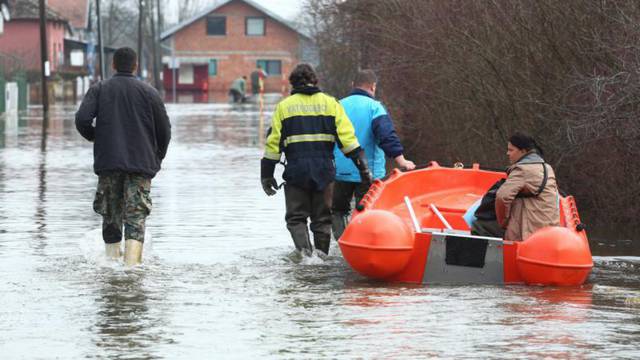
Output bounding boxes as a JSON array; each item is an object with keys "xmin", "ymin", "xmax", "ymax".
[{"xmin": 14, "ymin": 72, "xmax": 27, "ymax": 111}]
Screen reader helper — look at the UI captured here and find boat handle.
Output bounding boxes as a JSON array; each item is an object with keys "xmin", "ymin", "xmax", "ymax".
[
  {"xmin": 404, "ymin": 196, "xmax": 422, "ymax": 233},
  {"xmin": 430, "ymin": 204, "xmax": 453, "ymax": 230}
]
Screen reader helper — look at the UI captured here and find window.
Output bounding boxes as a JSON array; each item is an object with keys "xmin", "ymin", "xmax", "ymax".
[
  {"xmin": 208, "ymin": 59, "xmax": 217, "ymax": 76},
  {"xmin": 179, "ymin": 64, "xmax": 194, "ymax": 84},
  {"xmin": 70, "ymin": 49, "xmax": 84, "ymax": 66},
  {"xmin": 206, "ymin": 16, "xmax": 226, "ymax": 35},
  {"xmin": 246, "ymin": 17, "xmax": 265, "ymax": 36},
  {"xmin": 257, "ymin": 60, "xmax": 282, "ymax": 76}
]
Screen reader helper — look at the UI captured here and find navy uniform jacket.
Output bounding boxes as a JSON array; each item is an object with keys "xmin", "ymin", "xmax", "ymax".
[{"xmin": 262, "ymin": 86, "xmax": 360, "ymax": 191}]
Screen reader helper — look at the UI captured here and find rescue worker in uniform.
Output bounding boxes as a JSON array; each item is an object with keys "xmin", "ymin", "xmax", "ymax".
[
  {"xmin": 331, "ymin": 69, "xmax": 415, "ymax": 240},
  {"xmin": 260, "ymin": 63, "xmax": 372, "ymax": 256}
]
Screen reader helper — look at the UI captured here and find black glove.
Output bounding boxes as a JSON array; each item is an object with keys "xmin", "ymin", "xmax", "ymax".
[
  {"xmin": 349, "ymin": 147, "xmax": 373, "ymax": 185},
  {"xmin": 261, "ymin": 158, "xmax": 279, "ymax": 196},
  {"xmin": 261, "ymin": 178, "xmax": 278, "ymax": 196}
]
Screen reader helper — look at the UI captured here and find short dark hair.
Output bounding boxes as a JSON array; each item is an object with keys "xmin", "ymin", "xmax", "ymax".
[
  {"xmin": 289, "ymin": 63, "xmax": 318, "ymax": 87},
  {"xmin": 113, "ymin": 47, "xmax": 137, "ymax": 73},
  {"xmin": 354, "ymin": 69, "xmax": 377, "ymax": 87}
]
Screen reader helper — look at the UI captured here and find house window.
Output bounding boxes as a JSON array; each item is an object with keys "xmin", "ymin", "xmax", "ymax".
[
  {"xmin": 246, "ymin": 17, "xmax": 265, "ymax": 36},
  {"xmin": 206, "ymin": 16, "xmax": 226, "ymax": 35},
  {"xmin": 208, "ymin": 59, "xmax": 217, "ymax": 76},
  {"xmin": 70, "ymin": 49, "xmax": 84, "ymax": 66},
  {"xmin": 179, "ymin": 64, "xmax": 194, "ymax": 84},
  {"xmin": 257, "ymin": 60, "xmax": 282, "ymax": 76}
]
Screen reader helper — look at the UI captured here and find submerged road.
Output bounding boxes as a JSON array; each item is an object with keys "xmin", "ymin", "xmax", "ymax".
[{"xmin": 0, "ymin": 103, "xmax": 639, "ymax": 358}]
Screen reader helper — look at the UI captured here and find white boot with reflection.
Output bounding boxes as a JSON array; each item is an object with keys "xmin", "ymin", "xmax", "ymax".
[
  {"xmin": 124, "ymin": 239, "xmax": 143, "ymax": 266},
  {"xmin": 105, "ymin": 242, "xmax": 122, "ymax": 260}
]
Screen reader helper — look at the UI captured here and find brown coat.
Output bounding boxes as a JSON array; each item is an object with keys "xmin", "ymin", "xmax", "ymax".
[{"xmin": 495, "ymin": 152, "xmax": 560, "ymax": 241}]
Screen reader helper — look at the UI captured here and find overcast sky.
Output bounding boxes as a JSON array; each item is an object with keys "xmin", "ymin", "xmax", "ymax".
[{"xmin": 166, "ymin": 0, "xmax": 305, "ymax": 24}]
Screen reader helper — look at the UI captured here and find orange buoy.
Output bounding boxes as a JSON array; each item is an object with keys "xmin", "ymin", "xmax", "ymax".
[
  {"xmin": 339, "ymin": 210, "xmax": 415, "ymax": 279},
  {"xmin": 517, "ymin": 226, "xmax": 593, "ymax": 286}
]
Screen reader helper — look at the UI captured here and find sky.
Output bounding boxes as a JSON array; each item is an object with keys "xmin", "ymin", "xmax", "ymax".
[{"xmin": 166, "ymin": 0, "xmax": 305, "ymax": 24}]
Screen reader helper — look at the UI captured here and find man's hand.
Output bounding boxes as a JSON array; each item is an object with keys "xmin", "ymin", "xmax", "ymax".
[
  {"xmin": 261, "ymin": 178, "xmax": 278, "ymax": 196},
  {"xmin": 395, "ymin": 155, "xmax": 416, "ymax": 170}
]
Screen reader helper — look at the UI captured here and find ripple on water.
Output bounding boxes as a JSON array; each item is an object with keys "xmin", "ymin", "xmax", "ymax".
[{"xmin": 1, "ymin": 105, "xmax": 640, "ymax": 358}]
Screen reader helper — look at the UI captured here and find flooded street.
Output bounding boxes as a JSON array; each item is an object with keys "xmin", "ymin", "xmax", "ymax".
[{"xmin": 1, "ymin": 103, "xmax": 640, "ymax": 359}]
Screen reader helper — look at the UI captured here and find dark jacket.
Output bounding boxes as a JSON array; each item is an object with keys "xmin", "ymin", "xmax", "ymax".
[
  {"xmin": 75, "ymin": 73, "xmax": 171, "ymax": 178},
  {"xmin": 261, "ymin": 86, "xmax": 360, "ymax": 191}
]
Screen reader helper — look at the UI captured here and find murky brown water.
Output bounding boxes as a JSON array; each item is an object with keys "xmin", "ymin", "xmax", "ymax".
[{"xmin": 1, "ymin": 103, "xmax": 639, "ymax": 359}]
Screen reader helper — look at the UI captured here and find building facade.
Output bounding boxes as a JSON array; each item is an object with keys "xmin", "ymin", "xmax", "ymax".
[
  {"xmin": 0, "ymin": 0, "xmax": 70, "ymax": 74},
  {"xmin": 160, "ymin": 0, "xmax": 310, "ymax": 94}
]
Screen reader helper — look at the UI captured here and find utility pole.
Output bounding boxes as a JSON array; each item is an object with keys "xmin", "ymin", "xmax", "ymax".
[
  {"xmin": 38, "ymin": 0, "xmax": 49, "ymax": 124},
  {"xmin": 137, "ymin": 0, "xmax": 144, "ymax": 78},
  {"xmin": 149, "ymin": 0, "xmax": 160, "ymax": 90},
  {"xmin": 96, "ymin": 0, "xmax": 105, "ymax": 80},
  {"xmin": 157, "ymin": 0, "xmax": 164, "ymax": 92}
]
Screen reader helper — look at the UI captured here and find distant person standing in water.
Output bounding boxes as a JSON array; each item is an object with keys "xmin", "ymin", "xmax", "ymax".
[
  {"xmin": 229, "ymin": 76, "xmax": 247, "ymax": 103},
  {"xmin": 75, "ymin": 47, "xmax": 171, "ymax": 265},
  {"xmin": 251, "ymin": 65, "xmax": 267, "ymax": 96}
]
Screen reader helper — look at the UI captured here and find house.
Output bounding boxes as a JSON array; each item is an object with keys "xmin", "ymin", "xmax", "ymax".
[
  {"xmin": 47, "ymin": 0, "xmax": 94, "ymax": 77},
  {"xmin": 160, "ymin": 0, "xmax": 311, "ymax": 94},
  {"xmin": 0, "ymin": 0, "xmax": 71, "ymax": 74}
]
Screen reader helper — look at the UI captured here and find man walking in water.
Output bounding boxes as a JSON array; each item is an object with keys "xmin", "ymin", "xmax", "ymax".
[
  {"xmin": 332, "ymin": 70, "xmax": 415, "ymax": 240},
  {"xmin": 75, "ymin": 47, "xmax": 171, "ymax": 265},
  {"xmin": 260, "ymin": 63, "xmax": 372, "ymax": 256}
]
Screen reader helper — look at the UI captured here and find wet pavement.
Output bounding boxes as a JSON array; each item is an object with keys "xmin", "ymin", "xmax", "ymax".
[{"xmin": 1, "ymin": 103, "xmax": 639, "ymax": 359}]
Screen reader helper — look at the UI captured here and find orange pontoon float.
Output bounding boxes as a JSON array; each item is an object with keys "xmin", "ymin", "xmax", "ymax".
[{"xmin": 338, "ymin": 162, "xmax": 593, "ymax": 286}]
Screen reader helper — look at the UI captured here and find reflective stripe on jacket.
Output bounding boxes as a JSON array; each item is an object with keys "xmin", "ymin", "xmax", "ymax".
[
  {"xmin": 333, "ymin": 89, "xmax": 404, "ymax": 182},
  {"xmin": 263, "ymin": 86, "xmax": 359, "ymax": 191}
]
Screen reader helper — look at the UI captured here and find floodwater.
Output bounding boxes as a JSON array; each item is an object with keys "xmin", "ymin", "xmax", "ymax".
[{"xmin": 1, "ymin": 102, "xmax": 640, "ymax": 359}]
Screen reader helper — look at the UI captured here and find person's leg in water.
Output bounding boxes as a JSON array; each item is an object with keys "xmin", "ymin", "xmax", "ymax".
[
  {"xmin": 284, "ymin": 184, "xmax": 313, "ymax": 256},
  {"xmin": 310, "ymin": 183, "xmax": 334, "ymax": 255},
  {"xmin": 123, "ymin": 173, "xmax": 152, "ymax": 265},
  {"xmin": 331, "ymin": 181, "xmax": 356, "ymax": 241},
  {"xmin": 94, "ymin": 172, "xmax": 125, "ymax": 259}
]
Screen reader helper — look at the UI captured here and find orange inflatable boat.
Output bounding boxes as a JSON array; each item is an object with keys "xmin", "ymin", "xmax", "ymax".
[{"xmin": 338, "ymin": 162, "xmax": 593, "ymax": 286}]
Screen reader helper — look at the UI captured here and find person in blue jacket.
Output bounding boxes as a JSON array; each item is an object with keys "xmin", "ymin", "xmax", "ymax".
[{"xmin": 331, "ymin": 69, "xmax": 416, "ymax": 239}]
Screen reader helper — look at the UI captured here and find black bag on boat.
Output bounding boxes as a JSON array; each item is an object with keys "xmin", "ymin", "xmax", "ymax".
[{"xmin": 474, "ymin": 179, "xmax": 505, "ymax": 221}]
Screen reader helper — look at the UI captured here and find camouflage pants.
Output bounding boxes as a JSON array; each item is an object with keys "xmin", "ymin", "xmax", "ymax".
[{"xmin": 93, "ymin": 172, "xmax": 152, "ymax": 244}]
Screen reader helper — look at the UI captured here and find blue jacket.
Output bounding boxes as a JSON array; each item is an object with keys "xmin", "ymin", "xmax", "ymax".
[{"xmin": 334, "ymin": 89, "xmax": 404, "ymax": 182}]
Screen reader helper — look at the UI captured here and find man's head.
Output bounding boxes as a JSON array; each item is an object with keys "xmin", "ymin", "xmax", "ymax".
[
  {"xmin": 112, "ymin": 47, "xmax": 138, "ymax": 74},
  {"xmin": 353, "ymin": 69, "xmax": 377, "ymax": 96},
  {"xmin": 289, "ymin": 63, "xmax": 318, "ymax": 87}
]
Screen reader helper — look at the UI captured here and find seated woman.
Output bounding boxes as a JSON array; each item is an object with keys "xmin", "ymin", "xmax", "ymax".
[{"xmin": 495, "ymin": 133, "xmax": 560, "ymax": 241}]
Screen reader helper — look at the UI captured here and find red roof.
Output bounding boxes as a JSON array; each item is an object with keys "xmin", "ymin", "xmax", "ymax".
[{"xmin": 47, "ymin": 0, "xmax": 89, "ymax": 29}]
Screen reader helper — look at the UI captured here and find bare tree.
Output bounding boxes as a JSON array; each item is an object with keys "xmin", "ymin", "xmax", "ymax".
[{"xmin": 308, "ymin": 0, "xmax": 640, "ymax": 240}]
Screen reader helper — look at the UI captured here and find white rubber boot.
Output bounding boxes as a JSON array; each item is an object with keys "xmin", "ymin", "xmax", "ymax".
[
  {"xmin": 105, "ymin": 242, "xmax": 122, "ymax": 260},
  {"xmin": 124, "ymin": 239, "xmax": 143, "ymax": 266}
]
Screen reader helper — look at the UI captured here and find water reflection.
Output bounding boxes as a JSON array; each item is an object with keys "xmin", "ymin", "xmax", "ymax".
[
  {"xmin": 33, "ymin": 147, "xmax": 47, "ymax": 250},
  {"xmin": 92, "ymin": 270, "xmax": 167, "ymax": 359}
]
